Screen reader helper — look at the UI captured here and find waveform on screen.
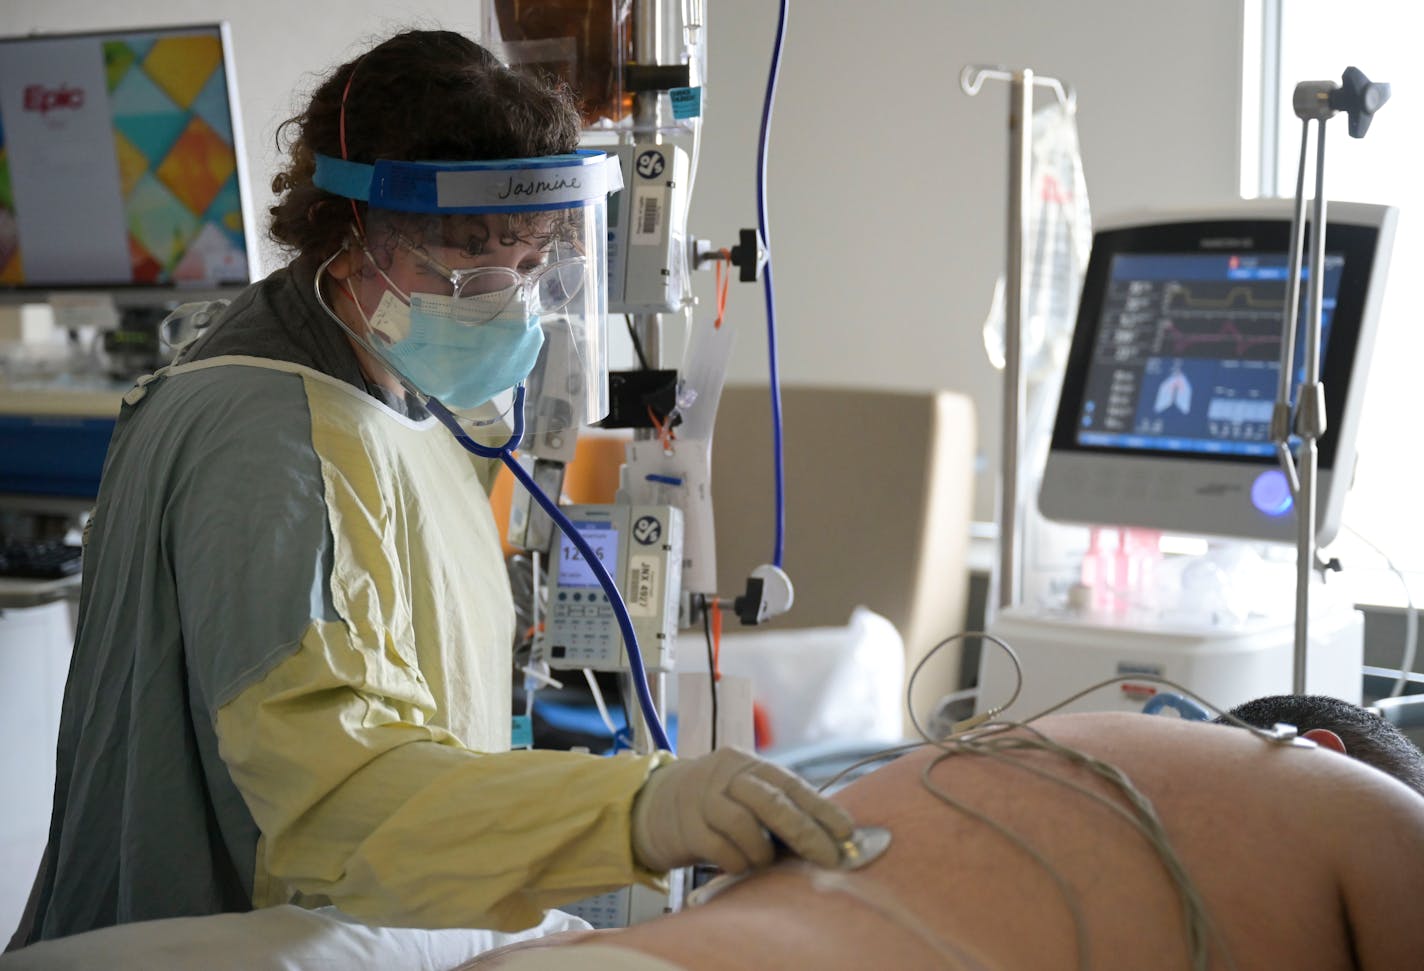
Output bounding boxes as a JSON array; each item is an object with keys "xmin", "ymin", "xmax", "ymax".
[
  {"xmin": 1163, "ymin": 283, "xmax": 1281, "ymax": 311},
  {"xmin": 1155, "ymin": 319, "xmax": 1283, "ymax": 358}
]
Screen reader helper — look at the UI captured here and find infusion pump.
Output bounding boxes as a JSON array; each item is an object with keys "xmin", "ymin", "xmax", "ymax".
[{"xmin": 540, "ymin": 504, "xmax": 683, "ymax": 673}]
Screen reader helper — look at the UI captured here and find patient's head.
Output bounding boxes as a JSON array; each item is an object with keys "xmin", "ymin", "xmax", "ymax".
[{"xmin": 1218, "ymin": 694, "xmax": 1424, "ymax": 797}]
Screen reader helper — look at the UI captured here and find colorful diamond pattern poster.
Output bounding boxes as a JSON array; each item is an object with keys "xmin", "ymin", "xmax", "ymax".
[
  {"xmin": 0, "ymin": 109, "xmax": 20, "ymax": 284},
  {"xmin": 0, "ymin": 28, "xmax": 248, "ymax": 288},
  {"xmin": 103, "ymin": 32, "xmax": 246, "ymax": 284}
]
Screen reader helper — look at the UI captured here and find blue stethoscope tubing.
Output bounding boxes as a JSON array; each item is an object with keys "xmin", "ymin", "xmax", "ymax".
[{"xmin": 426, "ymin": 389, "xmax": 675, "ymax": 754}]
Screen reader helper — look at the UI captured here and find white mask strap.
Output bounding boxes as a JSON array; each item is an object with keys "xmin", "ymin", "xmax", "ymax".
[
  {"xmin": 315, "ymin": 249, "xmax": 374, "ymax": 331},
  {"xmin": 362, "ymin": 243, "xmax": 414, "ymax": 305}
]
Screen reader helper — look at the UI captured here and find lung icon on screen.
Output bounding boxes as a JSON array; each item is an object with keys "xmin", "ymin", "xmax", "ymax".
[{"xmin": 1154, "ymin": 365, "xmax": 1192, "ymax": 415}]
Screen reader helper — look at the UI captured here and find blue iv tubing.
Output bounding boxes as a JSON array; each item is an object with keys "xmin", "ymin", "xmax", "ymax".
[
  {"xmin": 420, "ymin": 0, "xmax": 792, "ymax": 749},
  {"xmin": 426, "ymin": 389, "xmax": 675, "ymax": 754},
  {"xmin": 757, "ymin": 0, "xmax": 790, "ymax": 570}
]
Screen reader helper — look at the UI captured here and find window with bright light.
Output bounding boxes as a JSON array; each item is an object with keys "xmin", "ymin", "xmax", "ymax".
[{"xmin": 1261, "ymin": 0, "xmax": 1424, "ymax": 600}]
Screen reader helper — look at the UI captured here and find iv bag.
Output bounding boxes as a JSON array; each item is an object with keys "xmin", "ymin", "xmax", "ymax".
[
  {"xmin": 981, "ymin": 100, "xmax": 1092, "ymax": 390},
  {"xmin": 983, "ymin": 99, "xmax": 1094, "ymax": 610}
]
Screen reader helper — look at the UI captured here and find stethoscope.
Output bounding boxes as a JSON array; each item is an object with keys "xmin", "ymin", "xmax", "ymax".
[{"xmin": 313, "ymin": 252, "xmax": 674, "ymax": 752}]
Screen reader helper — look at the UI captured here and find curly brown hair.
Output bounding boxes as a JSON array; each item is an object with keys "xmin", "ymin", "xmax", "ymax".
[{"xmin": 269, "ymin": 29, "xmax": 582, "ymax": 261}]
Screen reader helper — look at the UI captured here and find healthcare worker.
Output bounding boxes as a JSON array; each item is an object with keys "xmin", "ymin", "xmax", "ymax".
[{"xmin": 11, "ymin": 29, "xmax": 853, "ymax": 947}]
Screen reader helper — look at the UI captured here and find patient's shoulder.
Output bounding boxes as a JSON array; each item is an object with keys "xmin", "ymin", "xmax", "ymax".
[
  {"xmin": 1330, "ymin": 758, "xmax": 1424, "ymax": 968},
  {"xmin": 1015, "ymin": 712, "xmax": 1424, "ymax": 969},
  {"xmin": 1047, "ymin": 711, "xmax": 1413, "ymax": 792},
  {"xmin": 1031, "ymin": 712, "xmax": 1424, "ymax": 864}
]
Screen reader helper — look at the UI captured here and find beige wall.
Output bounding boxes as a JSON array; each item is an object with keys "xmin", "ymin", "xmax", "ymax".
[
  {"xmin": 690, "ymin": 0, "xmax": 1247, "ymax": 522},
  {"xmin": 1, "ymin": 0, "xmax": 1250, "ymax": 521}
]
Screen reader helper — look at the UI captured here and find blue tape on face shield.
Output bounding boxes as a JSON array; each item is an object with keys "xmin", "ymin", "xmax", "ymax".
[{"xmin": 364, "ymin": 283, "xmax": 545, "ymax": 411}]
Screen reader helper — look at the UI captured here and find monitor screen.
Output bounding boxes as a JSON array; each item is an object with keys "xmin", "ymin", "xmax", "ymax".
[
  {"xmin": 1072, "ymin": 250, "xmax": 1346, "ymax": 459},
  {"xmin": 0, "ymin": 24, "xmax": 254, "ymax": 298},
  {"xmin": 1040, "ymin": 203, "xmax": 1395, "ymax": 544},
  {"xmin": 558, "ymin": 521, "xmax": 620, "ymax": 588}
]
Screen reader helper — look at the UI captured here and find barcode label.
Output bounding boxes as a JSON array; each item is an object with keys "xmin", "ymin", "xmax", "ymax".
[
  {"xmin": 633, "ymin": 189, "xmax": 662, "ymax": 245},
  {"xmin": 625, "ymin": 555, "xmax": 659, "ymax": 617}
]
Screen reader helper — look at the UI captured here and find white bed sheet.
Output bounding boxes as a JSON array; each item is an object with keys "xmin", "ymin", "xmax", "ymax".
[{"xmin": 0, "ymin": 905, "xmax": 590, "ymax": 971}]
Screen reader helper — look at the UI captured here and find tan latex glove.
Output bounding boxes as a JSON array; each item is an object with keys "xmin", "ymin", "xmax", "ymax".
[{"xmin": 630, "ymin": 747, "xmax": 856, "ymax": 874}]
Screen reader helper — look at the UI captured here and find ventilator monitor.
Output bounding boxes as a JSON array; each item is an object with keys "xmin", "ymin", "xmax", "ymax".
[{"xmin": 1039, "ymin": 201, "xmax": 1395, "ymax": 544}]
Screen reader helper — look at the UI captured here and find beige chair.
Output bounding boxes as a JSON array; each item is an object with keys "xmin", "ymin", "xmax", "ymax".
[{"xmin": 711, "ymin": 384, "xmax": 977, "ymax": 735}]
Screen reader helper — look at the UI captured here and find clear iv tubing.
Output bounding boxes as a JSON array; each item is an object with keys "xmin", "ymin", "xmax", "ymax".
[
  {"xmin": 426, "ymin": 390, "xmax": 675, "ymax": 753},
  {"xmin": 758, "ymin": 0, "xmax": 790, "ymax": 569}
]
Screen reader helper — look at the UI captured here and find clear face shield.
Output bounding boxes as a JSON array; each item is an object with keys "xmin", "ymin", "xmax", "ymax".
[{"xmin": 311, "ymin": 151, "xmax": 621, "ymax": 444}]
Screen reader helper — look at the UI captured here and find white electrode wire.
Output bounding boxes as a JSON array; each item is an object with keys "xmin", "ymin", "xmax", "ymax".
[
  {"xmin": 813, "ymin": 741, "xmax": 926, "ymax": 795},
  {"xmin": 914, "ymin": 754, "xmax": 1092, "ymax": 971},
  {"xmin": 921, "ymin": 726, "xmax": 1232, "ymax": 971},
  {"xmin": 811, "ymin": 629, "xmax": 1310, "ymax": 970},
  {"xmin": 978, "ymin": 671, "xmax": 1297, "ymax": 741},
  {"xmin": 800, "ymin": 865, "xmax": 993, "ymax": 971},
  {"xmin": 584, "ymin": 668, "xmax": 621, "ymax": 739},
  {"xmin": 1344, "ymin": 525, "xmax": 1419, "ymax": 697},
  {"xmin": 905, "ymin": 632, "xmax": 1022, "ymax": 741},
  {"xmin": 820, "ymin": 650, "xmax": 1292, "ymax": 796},
  {"xmin": 809, "ymin": 736, "xmax": 1233, "ymax": 969},
  {"xmin": 912, "ymin": 655, "xmax": 1241, "ymax": 970}
]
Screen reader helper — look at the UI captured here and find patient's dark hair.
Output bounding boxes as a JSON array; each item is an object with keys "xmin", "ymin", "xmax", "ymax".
[
  {"xmin": 1218, "ymin": 694, "xmax": 1424, "ymax": 797},
  {"xmin": 269, "ymin": 29, "xmax": 581, "ymax": 260}
]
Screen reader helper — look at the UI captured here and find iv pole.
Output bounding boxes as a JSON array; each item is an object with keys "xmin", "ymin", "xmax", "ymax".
[
  {"xmin": 1272, "ymin": 66, "xmax": 1389, "ymax": 694},
  {"xmin": 960, "ymin": 65, "xmax": 1075, "ymax": 614}
]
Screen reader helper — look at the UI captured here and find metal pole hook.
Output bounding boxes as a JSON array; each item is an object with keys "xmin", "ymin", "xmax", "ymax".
[{"xmin": 960, "ymin": 64, "xmax": 1076, "ymax": 112}]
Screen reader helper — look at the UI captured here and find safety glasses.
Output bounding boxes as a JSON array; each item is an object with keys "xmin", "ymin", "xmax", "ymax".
[{"xmin": 389, "ymin": 233, "xmax": 586, "ymax": 319}]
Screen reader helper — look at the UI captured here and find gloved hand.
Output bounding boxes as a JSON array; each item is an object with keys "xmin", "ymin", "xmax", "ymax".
[{"xmin": 631, "ymin": 747, "xmax": 856, "ymax": 874}]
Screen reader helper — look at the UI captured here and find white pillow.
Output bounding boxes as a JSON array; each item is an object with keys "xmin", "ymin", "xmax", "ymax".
[{"xmin": 676, "ymin": 606, "xmax": 906, "ymax": 752}]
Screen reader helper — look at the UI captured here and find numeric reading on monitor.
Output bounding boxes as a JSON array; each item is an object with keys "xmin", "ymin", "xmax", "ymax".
[
  {"xmin": 1076, "ymin": 251, "xmax": 1344, "ymax": 458},
  {"xmin": 558, "ymin": 523, "xmax": 617, "ymax": 588}
]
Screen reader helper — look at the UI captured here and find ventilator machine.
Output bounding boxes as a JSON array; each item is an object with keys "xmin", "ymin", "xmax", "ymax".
[{"xmin": 975, "ymin": 66, "xmax": 1398, "ymax": 723}]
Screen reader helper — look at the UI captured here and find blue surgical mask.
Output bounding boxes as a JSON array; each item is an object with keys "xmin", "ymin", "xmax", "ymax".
[{"xmin": 363, "ymin": 284, "xmax": 545, "ymax": 410}]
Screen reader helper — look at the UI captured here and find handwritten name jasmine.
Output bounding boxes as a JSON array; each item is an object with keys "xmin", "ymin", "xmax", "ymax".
[{"xmin": 497, "ymin": 175, "xmax": 583, "ymax": 199}]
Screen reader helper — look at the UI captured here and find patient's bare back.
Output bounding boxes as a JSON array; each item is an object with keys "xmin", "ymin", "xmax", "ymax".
[{"xmin": 575, "ymin": 713, "xmax": 1424, "ymax": 971}]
